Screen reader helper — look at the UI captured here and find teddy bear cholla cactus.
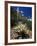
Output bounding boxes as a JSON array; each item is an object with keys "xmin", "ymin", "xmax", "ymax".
[
  {"xmin": 11, "ymin": 23, "xmax": 32, "ymax": 39},
  {"xmin": 12, "ymin": 23, "xmax": 27, "ymax": 33}
]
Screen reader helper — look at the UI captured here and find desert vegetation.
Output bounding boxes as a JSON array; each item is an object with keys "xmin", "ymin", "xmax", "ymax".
[{"xmin": 10, "ymin": 7, "xmax": 32, "ymax": 39}]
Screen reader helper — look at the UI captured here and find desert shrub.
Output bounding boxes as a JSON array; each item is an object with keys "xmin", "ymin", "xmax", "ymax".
[
  {"xmin": 26, "ymin": 20, "xmax": 32, "ymax": 31},
  {"xmin": 22, "ymin": 20, "xmax": 27, "ymax": 24}
]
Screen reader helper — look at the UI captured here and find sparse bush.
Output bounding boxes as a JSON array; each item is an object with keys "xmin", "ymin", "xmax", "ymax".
[{"xmin": 26, "ymin": 20, "xmax": 32, "ymax": 31}]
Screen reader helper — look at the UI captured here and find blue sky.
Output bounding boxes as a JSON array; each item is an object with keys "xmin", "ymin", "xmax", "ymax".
[{"xmin": 11, "ymin": 6, "xmax": 32, "ymax": 18}]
